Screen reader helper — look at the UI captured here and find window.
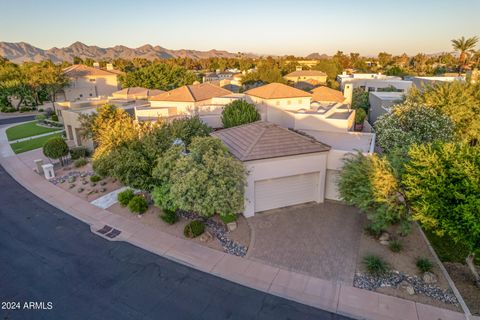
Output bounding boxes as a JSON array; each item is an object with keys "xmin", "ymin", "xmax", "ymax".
[
  {"xmin": 89, "ymin": 78, "xmax": 96, "ymax": 82},
  {"xmin": 79, "ymin": 94, "xmax": 83, "ymax": 98},
  {"xmin": 368, "ymin": 87, "xmax": 375, "ymax": 92},
  {"xmin": 89, "ymin": 93, "xmax": 93, "ymax": 97}
]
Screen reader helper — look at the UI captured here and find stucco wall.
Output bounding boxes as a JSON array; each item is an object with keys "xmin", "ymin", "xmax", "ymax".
[{"xmin": 243, "ymin": 152, "xmax": 328, "ymax": 217}]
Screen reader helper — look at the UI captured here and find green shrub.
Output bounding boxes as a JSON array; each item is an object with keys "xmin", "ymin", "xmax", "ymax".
[
  {"xmin": 35, "ymin": 114, "xmax": 46, "ymax": 121},
  {"xmin": 1, "ymin": 107, "xmax": 16, "ymax": 113},
  {"xmin": 51, "ymin": 114, "xmax": 59, "ymax": 121},
  {"xmin": 416, "ymin": 258, "xmax": 433, "ymax": 273},
  {"xmin": 221, "ymin": 99, "xmax": 260, "ymax": 128},
  {"xmin": 355, "ymin": 108, "xmax": 367, "ymax": 124},
  {"xmin": 128, "ymin": 195, "xmax": 148, "ymax": 214},
  {"xmin": 70, "ymin": 146, "xmax": 88, "ymax": 160},
  {"xmin": 90, "ymin": 175, "xmax": 101, "ymax": 183},
  {"xmin": 160, "ymin": 209, "xmax": 178, "ymax": 225},
  {"xmin": 38, "ymin": 108, "xmax": 44, "ymax": 112},
  {"xmin": 43, "ymin": 137, "xmax": 69, "ymax": 165},
  {"xmin": 74, "ymin": 158, "xmax": 87, "ymax": 168},
  {"xmin": 117, "ymin": 189, "xmax": 135, "ymax": 207},
  {"xmin": 184, "ymin": 220, "xmax": 205, "ymax": 238},
  {"xmin": 363, "ymin": 255, "xmax": 389, "ymax": 276},
  {"xmin": 220, "ymin": 214, "xmax": 237, "ymax": 224},
  {"xmin": 364, "ymin": 224, "xmax": 384, "ymax": 238},
  {"xmin": 389, "ymin": 239, "xmax": 403, "ymax": 253}
]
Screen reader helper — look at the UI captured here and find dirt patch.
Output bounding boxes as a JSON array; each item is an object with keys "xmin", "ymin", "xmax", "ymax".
[
  {"xmin": 53, "ymin": 163, "xmax": 123, "ymax": 201},
  {"xmin": 108, "ymin": 202, "xmax": 251, "ymax": 254},
  {"xmin": 444, "ymin": 262, "xmax": 480, "ymax": 315},
  {"xmin": 356, "ymin": 223, "xmax": 461, "ymax": 312}
]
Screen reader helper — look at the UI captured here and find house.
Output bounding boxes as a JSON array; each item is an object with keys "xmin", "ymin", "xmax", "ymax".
[
  {"xmin": 212, "ymin": 121, "xmax": 331, "ymax": 216},
  {"xmin": 62, "ymin": 64, "xmax": 122, "ymax": 101},
  {"xmin": 284, "ymin": 70, "xmax": 327, "ymax": 89},
  {"xmin": 134, "ymin": 82, "xmax": 238, "ymax": 127},
  {"xmin": 111, "ymin": 87, "xmax": 164, "ymax": 100},
  {"xmin": 410, "ymin": 76, "xmax": 465, "ymax": 89},
  {"xmin": 204, "ymin": 70, "xmax": 235, "ymax": 82},
  {"xmin": 368, "ymin": 91, "xmax": 405, "ymax": 123},
  {"xmin": 337, "ymin": 72, "xmax": 412, "ymax": 92}
]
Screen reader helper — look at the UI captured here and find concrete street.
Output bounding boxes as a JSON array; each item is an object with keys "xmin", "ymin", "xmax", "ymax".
[{"xmin": 0, "ymin": 164, "xmax": 352, "ymax": 320}]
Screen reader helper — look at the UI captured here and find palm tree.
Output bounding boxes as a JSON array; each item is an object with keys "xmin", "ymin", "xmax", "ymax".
[{"xmin": 451, "ymin": 36, "xmax": 479, "ymax": 71}]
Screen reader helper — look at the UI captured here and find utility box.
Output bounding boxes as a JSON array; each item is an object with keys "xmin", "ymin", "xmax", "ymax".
[
  {"xmin": 41, "ymin": 163, "xmax": 55, "ymax": 180},
  {"xmin": 34, "ymin": 159, "xmax": 44, "ymax": 174}
]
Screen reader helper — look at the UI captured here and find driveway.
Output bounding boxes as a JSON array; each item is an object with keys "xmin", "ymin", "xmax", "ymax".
[
  {"xmin": 0, "ymin": 165, "xmax": 352, "ymax": 320},
  {"xmin": 248, "ymin": 201, "xmax": 366, "ymax": 284}
]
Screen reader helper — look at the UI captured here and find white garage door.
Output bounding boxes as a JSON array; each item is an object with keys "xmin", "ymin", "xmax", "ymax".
[{"xmin": 254, "ymin": 172, "xmax": 319, "ymax": 212}]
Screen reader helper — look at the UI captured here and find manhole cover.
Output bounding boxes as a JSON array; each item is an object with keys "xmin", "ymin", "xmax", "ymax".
[{"xmin": 97, "ymin": 225, "xmax": 112, "ymax": 234}]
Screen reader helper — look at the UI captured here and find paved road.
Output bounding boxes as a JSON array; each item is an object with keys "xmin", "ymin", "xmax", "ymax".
[
  {"xmin": 0, "ymin": 115, "xmax": 36, "ymax": 125},
  {"xmin": 0, "ymin": 166, "xmax": 352, "ymax": 320}
]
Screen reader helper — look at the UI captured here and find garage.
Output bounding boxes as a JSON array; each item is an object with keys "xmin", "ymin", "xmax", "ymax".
[
  {"xmin": 212, "ymin": 121, "xmax": 331, "ymax": 217},
  {"xmin": 254, "ymin": 172, "xmax": 320, "ymax": 212}
]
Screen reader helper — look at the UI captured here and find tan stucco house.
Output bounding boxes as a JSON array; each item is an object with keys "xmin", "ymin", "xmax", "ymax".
[
  {"xmin": 111, "ymin": 87, "xmax": 164, "ymax": 100},
  {"xmin": 62, "ymin": 64, "xmax": 122, "ymax": 101},
  {"xmin": 284, "ymin": 70, "xmax": 327, "ymax": 89}
]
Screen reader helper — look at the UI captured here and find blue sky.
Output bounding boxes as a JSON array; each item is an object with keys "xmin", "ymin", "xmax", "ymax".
[{"xmin": 1, "ymin": 0, "xmax": 479, "ymax": 56}]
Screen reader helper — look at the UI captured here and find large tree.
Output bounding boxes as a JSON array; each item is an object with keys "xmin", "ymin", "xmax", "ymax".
[
  {"xmin": 221, "ymin": 99, "xmax": 260, "ymax": 128},
  {"xmin": 375, "ymin": 102, "xmax": 455, "ymax": 153},
  {"xmin": 168, "ymin": 137, "xmax": 246, "ymax": 218},
  {"xmin": 119, "ymin": 62, "xmax": 197, "ymax": 90},
  {"xmin": 451, "ymin": 36, "xmax": 479, "ymax": 71},
  {"xmin": 403, "ymin": 143, "xmax": 480, "ymax": 286}
]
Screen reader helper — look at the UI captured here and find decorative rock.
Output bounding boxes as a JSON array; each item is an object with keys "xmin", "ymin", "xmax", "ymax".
[
  {"xmin": 90, "ymin": 182, "xmax": 97, "ymax": 187},
  {"xmin": 422, "ymin": 272, "xmax": 437, "ymax": 284},
  {"xmin": 100, "ymin": 188, "xmax": 107, "ymax": 193},
  {"xmin": 77, "ymin": 188, "xmax": 84, "ymax": 193},
  {"xmin": 199, "ymin": 231, "xmax": 213, "ymax": 242},
  {"xmin": 69, "ymin": 183, "xmax": 76, "ymax": 189},
  {"xmin": 100, "ymin": 181, "xmax": 107, "ymax": 186},
  {"xmin": 380, "ymin": 240, "xmax": 390, "ymax": 246},
  {"xmin": 80, "ymin": 173, "xmax": 87, "ymax": 178},
  {"xmin": 82, "ymin": 180, "xmax": 88, "ymax": 185},
  {"xmin": 87, "ymin": 190, "xmax": 95, "ymax": 195},
  {"xmin": 379, "ymin": 232, "xmax": 390, "ymax": 242},
  {"xmin": 68, "ymin": 176, "xmax": 76, "ymax": 183},
  {"xmin": 226, "ymin": 221, "xmax": 237, "ymax": 232}
]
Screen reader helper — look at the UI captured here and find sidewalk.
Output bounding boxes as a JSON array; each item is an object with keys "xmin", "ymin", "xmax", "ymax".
[{"xmin": 0, "ymin": 137, "xmax": 471, "ymax": 320}]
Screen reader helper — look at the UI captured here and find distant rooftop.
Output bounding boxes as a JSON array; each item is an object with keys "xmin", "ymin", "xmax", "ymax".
[
  {"xmin": 244, "ymin": 83, "xmax": 311, "ymax": 99},
  {"xmin": 150, "ymin": 83, "xmax": 232, "ymax": 102},
  {"xmin": 63, "ymin": 64, "xmax": 121, "ymax": 77},
  {"xmin": 370, "ymin": 91, "xmax": 405, "ymax": 100},
  {"xmin": 285, "ymin": 70, "xmax": 327, "ymax": 77}
]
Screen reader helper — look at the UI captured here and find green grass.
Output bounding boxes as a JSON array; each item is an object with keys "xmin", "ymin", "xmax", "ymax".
[
  {"xmin": 6, "ymin": 121, "xmax": 62, "ymax": 141},
  {"xmin": 10, "ymin": 132, "xmax": 63, "ymax": 154}
]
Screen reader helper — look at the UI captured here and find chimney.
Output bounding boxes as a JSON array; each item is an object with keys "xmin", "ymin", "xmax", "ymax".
[
  {"xmin": 296, "ymin": 65, "xmax": 302, "ymax": 71},
  {"xmin": 106, "ymin": 63, "xmax": 114, "ymax": 71},
  {"xmin": 93, "ymin": 62, "xmax": 100, "ymax": 69},
  {"xmin": 343, "ymin": 84, "xmax": 353, "ymax": 105}
]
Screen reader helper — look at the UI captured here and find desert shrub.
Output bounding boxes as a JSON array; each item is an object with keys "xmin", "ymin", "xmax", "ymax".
[
  {"xmin": 160, "ymin": 209, "xmax": 178, "ymax": 225},
  {"xmin": 51, "ymin": 114, "xmax": 58, "ymax": 121},
  {"xmin": 43, "ymin": 136, "xmax": 69, "ymax": 166},
  {"xmin": 118, "ymin": 189, "xmax": 135, "ymax": 207},
  {"xmin": 355, "ymin": 108, "xmax": 367, "ymax": 124},
  {"xmin": 363, "ymin": 255, "xmax": 389, "ymax": 276},
  {"xmin": 389, "ymin": 239, "xmax": 403, "ymax": 253},
  {"xmin": 90, "ymin": 175, "xmax": 101, "ymax": 183},
  {"xmin": 184, "ymin": 220, "xmax": 205, "ymax": 238},
  {"xmin": 70, "ymin": 146, "xmax": 88, "ymax": 160},
  {"xmin": 416, "ymin": 258, "xmax": 433, "ymax": 273},
  {"xmin": 220, "ymin": 214, "xmax": 237, "ymax": 224},
  {"xmin": 74, "ymin": 158, "xmax": 87, "ymax": 168},
  {"xmin": 128, "ymin": 195, "xmax": 148, "ymax": 214}
]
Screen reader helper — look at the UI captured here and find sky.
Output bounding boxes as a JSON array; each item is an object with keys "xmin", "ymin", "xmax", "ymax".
[{"xmin": 1, "ymin": 0, "xmax": 479, "ymax": 57}]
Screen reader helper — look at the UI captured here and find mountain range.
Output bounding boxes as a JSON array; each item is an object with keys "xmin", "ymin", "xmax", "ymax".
[{"xmin": 0, "ymin": 41, "xmax": 258, "ymax": 63}]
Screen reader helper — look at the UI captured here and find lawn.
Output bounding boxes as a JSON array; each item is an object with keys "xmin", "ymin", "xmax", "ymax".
[
  {"xmin": 6, "ymin": 121, "xmax": 62, "ymax": 141},
  {"xmin": 10, "ymin": 132, "xmax": 63, "ymax": 154}
]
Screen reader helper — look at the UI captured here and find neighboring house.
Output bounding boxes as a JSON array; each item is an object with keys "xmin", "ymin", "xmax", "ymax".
[
  {"xmin": 204, "ymin": 70, "xmax": 235, "ymax": 82},
  {"xmin": 134, "ymin": 82, "xmax": 238, "ymax": 128},
  {"xmin": 337, "ymin": 72, "xmax": 412, "ymax": 92},
  {"xmin": 62, "ymin": 64, "xmax": 122, "ymax": 101},
  {"xmin": 212, "ymin": 121, "xmax": 331, "ymax": 216},
  {"xmin": 410, "ymin": 76, "xmax": 465, "ymax": 89},
  {"xmin": 111, "ymin": 87, "xmax": 164, "ymax": 100},
  {"xmin": 368, "ymin": 91, "xmax": 405, "ymax": 123},
  {"xmin": 310, "ymin": 86, "xmax": 346, "ymax": 104},
  {"xmin": 284, "ymin": 70, "xmax": 327, "ymax": 89}
]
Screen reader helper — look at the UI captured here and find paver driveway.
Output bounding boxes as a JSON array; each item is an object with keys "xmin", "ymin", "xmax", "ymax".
[{"xmin": 247, "ymin": 201, "xmax": 366, "ymax": 284}]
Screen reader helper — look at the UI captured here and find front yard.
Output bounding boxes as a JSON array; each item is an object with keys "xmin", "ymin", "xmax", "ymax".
[
  {"xmin": 10, "ymin": 132, "xmax": 63, "ymax": 154},
  {"xmin": 6, "ymin": 121, "xmax": 62, "ymax": 141}
]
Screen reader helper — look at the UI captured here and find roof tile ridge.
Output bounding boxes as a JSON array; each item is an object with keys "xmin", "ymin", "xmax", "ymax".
[
  {"xmin": 242, "ymin": 123, "xmax": 267, "ymax": 161},
  {"xmin": 185, "ymin": 85, "xmax": 195, "ymax": 101}
]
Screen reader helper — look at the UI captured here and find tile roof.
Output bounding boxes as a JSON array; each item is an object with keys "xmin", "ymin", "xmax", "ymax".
[
  {"xmin": 285, "ymin": 70, "xmax": 327, "ymax": 77},
  {"xmin": 244, "ymin": 83, "xmax": 312, "ymax": 99},
  {"xmin": 212, "ymin": 121, "xmax": 330, "ymax": 161},
  {"xmin": 112, "ymin": 87, "xmax": 164, "ymax": 98},
  {"xmin": 62, "ymin": 64, "xmax": 120, "ymax": 77},
  {"xmin": 311, "ymin": 86, "xmax": 345, "ymax": 103},
  {"xmin": 150, "ymin": 82, "xmax": 232, "ymax": 102}
]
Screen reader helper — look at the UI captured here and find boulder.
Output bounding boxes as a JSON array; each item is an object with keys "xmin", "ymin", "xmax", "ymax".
[
  {"xmin": 399, "ymin": 281, "xmax": 415, "ymax": 295},
  {"xmin": 227, "ymin": 221, "xmax": 237, "ymax": 232},
  {"xmin": 379, "ymin": 232, "xmax": 390, "ymax": 242},
  {"xmin": 380, "ymin": 240, "xmax": 390, "ymax": 246},
  {"xmin": 199, "ymin": 231, "xmax": 213, "ymax": 242},
  {"xmin": 422, "ymin": 272, "xmax": 437, "ymax": 284}
]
